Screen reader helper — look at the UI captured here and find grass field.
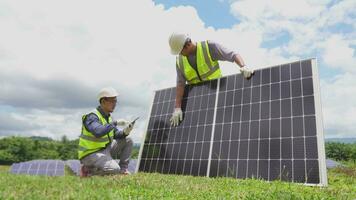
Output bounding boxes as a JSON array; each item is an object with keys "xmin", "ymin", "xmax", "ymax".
[{"xmin": 0, "ymin": 163, "xmax": 355, "ymax": 199}]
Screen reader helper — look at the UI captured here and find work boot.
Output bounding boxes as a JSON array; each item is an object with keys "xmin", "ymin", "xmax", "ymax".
[{"xmin": 119, "ymin": 168, "xmax": 131, "ymax": 175}]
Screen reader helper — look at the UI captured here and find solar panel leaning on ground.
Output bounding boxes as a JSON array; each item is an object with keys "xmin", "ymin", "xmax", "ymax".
[
  {"xmin": 137, "ymin": 58, "xmax": 327, "ymax": 186},
  {"xmin": 10, "ymin": 160, "xmax": 65, "ymax": 176}
]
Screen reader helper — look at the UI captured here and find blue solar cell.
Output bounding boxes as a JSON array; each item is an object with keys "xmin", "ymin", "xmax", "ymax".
[
  {"xmin": 66, "ymin": 160, "xmax": 81, "ymax": 175},
  {"xmin": 18, "ymin": 162, "xmax": 31, "ymax": 174},
  {"xmin": 9, "ymin": 163, "xmax": 20, "ymax": 174},
  {"xmin": 326, "ymin": 159, "xmax": 342, "ymax": 169},
  {"xmin": 128, "ymin": 159, "xmax": 138, "ymax": 173},
  {"xmin": 28, "ymin": 162, "xmax": 40, "ymax": 175}
]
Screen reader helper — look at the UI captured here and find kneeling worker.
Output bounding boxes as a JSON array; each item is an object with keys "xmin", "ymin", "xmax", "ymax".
[{"xmin": 78, "ymin": 87, "xmax": 134, "ymax": 176}]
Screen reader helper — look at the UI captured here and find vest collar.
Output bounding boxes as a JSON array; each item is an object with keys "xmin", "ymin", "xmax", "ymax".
[{"xmin": 96, "ymin": 106, "xmax": 110, "ymax": 120}]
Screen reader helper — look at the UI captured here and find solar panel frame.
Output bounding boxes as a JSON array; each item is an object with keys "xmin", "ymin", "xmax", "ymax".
[
  {"xmin": 311, "ymin": 59, "xmax": 327, "ymax": 186},
  {"xmin": 137, "ymin": 58, "xmax": 327, "ymax": 186}
]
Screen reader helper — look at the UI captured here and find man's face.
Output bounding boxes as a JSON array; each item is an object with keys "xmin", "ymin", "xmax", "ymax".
[
  {"xmin": 101, "ymin": 97, "xmax": 117, "ymax": 113},
  {"xmin": 180, "ymin": 41, "xmax": 194, "ymax": 56}
]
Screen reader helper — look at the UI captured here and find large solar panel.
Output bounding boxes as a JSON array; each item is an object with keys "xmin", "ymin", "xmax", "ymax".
[
  {"xmin": 10, "ymin": 160, "xmax": 65, "ymax": 176},
  {"xmin": 138, "ymin": 58, "xmax": 327, "ymax": 186}
]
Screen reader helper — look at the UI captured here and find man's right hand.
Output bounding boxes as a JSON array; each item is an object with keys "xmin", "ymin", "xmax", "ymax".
[
  {"xmin": 170, "ymin": 108, "xmax": 183, "ymax": 127},
  {"xmin": 240, "ymin": 66, "xmax": 254, "ymax": 79},
  {"xmin": 123, "ymin": 123, "xmax": 134, "ymax": 136}
]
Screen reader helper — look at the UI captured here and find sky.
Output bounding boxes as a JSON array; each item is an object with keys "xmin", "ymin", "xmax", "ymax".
[{"xmin": 0, "ymin": 0, "xmax": 355, "ymax": 142}]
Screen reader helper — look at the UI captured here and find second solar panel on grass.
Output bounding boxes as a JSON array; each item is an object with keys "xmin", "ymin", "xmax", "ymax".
[{"xmin": 10, "ymin": 160, "xmax": 65, "ymax": 176}]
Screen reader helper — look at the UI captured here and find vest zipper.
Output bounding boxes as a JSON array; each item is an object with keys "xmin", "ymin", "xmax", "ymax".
[
  {"xmin": 194, "ymin": 68, "xmax": 202, "ymax": 81},
  {"xmin": 103, "ymin": 116, "xmax": 112, "ymax": 143},
  {"xmin": 192, "ymin": 63, "xmax": 202, "ymax": 82}
]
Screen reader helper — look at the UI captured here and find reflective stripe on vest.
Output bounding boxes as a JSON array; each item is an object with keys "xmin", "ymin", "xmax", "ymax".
[
  {"xmin": 79, "ymin": 134, "xmax": 110, "ymax": 143},
  {"xmin": 78, "ymin": 109, "xmax": 114, "ymax": 160},
  {"xmin": 177, "ymin": 41, "xmax": 222, "ymax": 84}
]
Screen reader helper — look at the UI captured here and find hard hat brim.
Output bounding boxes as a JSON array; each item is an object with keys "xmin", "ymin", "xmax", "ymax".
[{"xmin": 170, "ymin": 48, "xmax": 181, "ymax": 55}]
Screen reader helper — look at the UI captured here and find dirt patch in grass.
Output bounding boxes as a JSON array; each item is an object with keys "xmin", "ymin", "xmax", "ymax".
[{"xmin": 333, "ymin": 166, "xmax": 356, "ymax": 178}]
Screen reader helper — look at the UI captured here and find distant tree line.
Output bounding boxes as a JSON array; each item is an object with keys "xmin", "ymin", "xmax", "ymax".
[
  {"xmin": 325, "ymin": 142, "xmax": 356, "ymax": 162},
  {"xmin": 0, "ymin": 136, "xmax": 139, "ymax": 165},
  {"xmin": 4, "ymin": 136, "xmax": 353, "ymax": 164}
]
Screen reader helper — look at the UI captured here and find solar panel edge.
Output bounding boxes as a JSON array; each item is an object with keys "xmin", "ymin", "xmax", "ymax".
[
  {"xmin": 310, "ymin": 58, "xmax": 328, "ymax": 186},
  {"xmin": 254, "ymin": 57, "xmax": 317, "ymax": 72},
  {"xmin": 137, "ymin": 91, "xmax": 157, "ymax": 173}
]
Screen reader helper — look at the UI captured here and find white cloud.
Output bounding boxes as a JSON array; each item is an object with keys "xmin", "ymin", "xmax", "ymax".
[
  {"xmin": 321, "ymin": 73, "xmax": 356, "ymax": 137},
  {"xmin": 230, "ymin": 0, "xmax": 327, "ymax": 21},
  {"xmin": 229, "ymin": 0, "xmax": 356, "ymax": 138},
  {"xmin": 0, "ymin": 0, "xmax": 216, "ymax": 142},
  {"xmin": 321, "ymin": 35, "xmax": 356, "ymax": 72},
  {"xmin": 229, "ymin": 0, "xmax": 355, "ymax": 64},
  {"xmin": 0, "ymin": 0, "xmax": 355, "ymax": 141}
]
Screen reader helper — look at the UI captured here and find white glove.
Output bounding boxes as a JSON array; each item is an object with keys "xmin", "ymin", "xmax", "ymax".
[
  {"xmin": 240, "ymin": 66, "xmax": 254, "ymax": 79},
  {"xmin": 116, "ymin": 119, "xmax": 130, "ymax": 126},
  {"xmin": 123, "ymin": 123, "xmax": 134, "ymax": 136},
  {"xmin": 170, "ymin": 108, "xmax": 183, "ymax": 127}
]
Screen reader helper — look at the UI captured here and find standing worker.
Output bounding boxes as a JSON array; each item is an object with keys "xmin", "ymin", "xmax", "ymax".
[
  {"xmin": 168, "ymin": 33, "xmax": 254, "ymax": 126},
  {"xmin": 78, "ymin": 87, "xmax": 134, "ymax": 176}
]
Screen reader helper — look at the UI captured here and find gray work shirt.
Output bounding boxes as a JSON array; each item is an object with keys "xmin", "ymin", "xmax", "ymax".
[{"xmin": 176, "ymin": 41, "xmax": 238, "ymax": 85}]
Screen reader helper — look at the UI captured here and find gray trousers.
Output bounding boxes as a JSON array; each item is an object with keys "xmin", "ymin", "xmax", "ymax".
[{"xmin": 80, "ymin": 137, "xmax": 133, "ymax": 175}]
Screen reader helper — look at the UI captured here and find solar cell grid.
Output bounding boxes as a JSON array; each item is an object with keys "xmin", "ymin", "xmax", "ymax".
[
  {"xmin": 125, "ymin": 59, "xmax": 326, "ymax": 186},
  {"xmin": 139, "ymin": 80, "xmax": 218, "ymax": 176}
]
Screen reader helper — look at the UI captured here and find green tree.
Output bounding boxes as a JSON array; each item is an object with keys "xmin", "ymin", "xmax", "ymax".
[{"xmin": 325, "ymin": 142, "xmax": 352, "ymax": 161}]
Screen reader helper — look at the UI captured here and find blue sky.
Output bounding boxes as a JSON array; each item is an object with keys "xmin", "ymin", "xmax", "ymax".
[{"xmin": 154, "ymin": 0, "xmax": 238, "ymax": 29}]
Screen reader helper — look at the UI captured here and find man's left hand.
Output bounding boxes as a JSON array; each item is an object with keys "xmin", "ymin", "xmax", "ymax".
[{"xmin": 115, "ymin": 119, "xmax": 130, "ymax": 126}]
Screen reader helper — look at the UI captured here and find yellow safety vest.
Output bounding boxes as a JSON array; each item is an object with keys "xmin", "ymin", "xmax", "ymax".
[
  {"xmin": 78, "ymin": 109, "xmax": 114, "ymax": 160},
  {"xmin": 177, "ymin": 41, "xmax": 222, "ymax": 84}
]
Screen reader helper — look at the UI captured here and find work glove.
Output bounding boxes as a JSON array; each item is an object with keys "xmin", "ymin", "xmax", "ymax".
[
  {"xmin": 115, "ymin": 119, "xmax": 130, "ymax": 126},
  {"xmin": 170, "ymin": 108, "xmax": 183, "ymax": 127},
  {"xmin": 240, "ymin": 66, "xmax": 254, "ymax": 79},
  {"xmin": 122, "ymin": 123, "xmax": 134, "ymax": 136}
]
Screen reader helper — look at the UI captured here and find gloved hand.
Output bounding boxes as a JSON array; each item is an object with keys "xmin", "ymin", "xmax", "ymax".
[
  {"xmin": 115, "ymin": 119, "xmax": 130, "ymax": 126},
  {"xmin": 123, "ymin": 123, "xmax": 134, "ymax": 136},
  {"xmin": 240, "ymin": 66, "xmax": 254, "ymax": 79},
  {"xmin": 170, "ymin": 107, "xmax": 183, "ymax": 127}
]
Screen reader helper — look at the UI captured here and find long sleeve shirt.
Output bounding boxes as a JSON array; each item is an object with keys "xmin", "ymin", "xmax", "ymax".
[{"xmin": 83, "ymin": 106, "xmax": 124, "ymax": 139}]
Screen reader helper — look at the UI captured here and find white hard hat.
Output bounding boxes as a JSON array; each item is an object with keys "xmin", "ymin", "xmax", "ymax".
[
  {"xmin": 97, "ymin": 87, "xmax": 119, "ymax": 101},
  {"xmin": 168, "ymin": 32, "xmax": 189, "ymax": 55}
]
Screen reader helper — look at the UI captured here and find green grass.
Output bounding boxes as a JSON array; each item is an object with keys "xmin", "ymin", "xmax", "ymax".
[{"xmin": 0, "ymin": 164, "xmax": 355, "ymax": 200}]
